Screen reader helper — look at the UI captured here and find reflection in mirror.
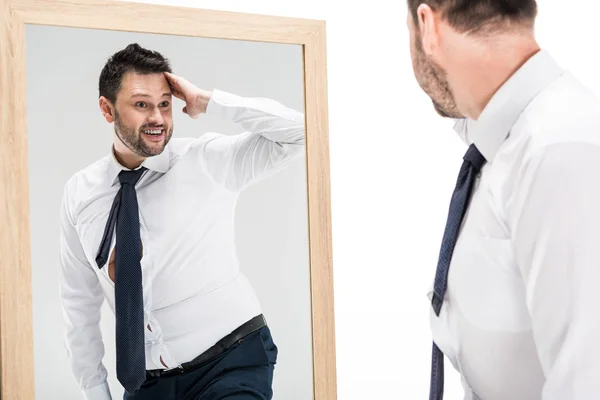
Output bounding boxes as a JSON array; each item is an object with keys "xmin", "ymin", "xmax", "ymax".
[{"xmin": 27, "ymin": 25, "xmax": 312, "ymax": 400}]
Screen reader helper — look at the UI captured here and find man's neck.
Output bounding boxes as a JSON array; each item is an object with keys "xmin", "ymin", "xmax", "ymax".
[
  {"xmin": 113, "ymin": 145, "xmax": 145, "ymax": 170},
  {"xmin": 454, "ymin": 38, "xmax": 540, "ymax": 120}
]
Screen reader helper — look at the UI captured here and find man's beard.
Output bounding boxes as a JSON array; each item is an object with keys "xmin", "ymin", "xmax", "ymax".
[
  {"xmin": 413, "ymin": 35, "xmax": 463, "ymax": 119},
  {"xmin": 114, "ymin": 111, "xmax": 173, "ymax": 157}
]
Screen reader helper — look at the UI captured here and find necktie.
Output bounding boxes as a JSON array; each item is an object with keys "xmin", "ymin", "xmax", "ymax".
[
  {"xmin": 95, "ymin": 167, "xmax": 147, "ymax": 394},
  {"xmin": 429, "ymin": 144, "xmax": 486, "ymax": 400}
]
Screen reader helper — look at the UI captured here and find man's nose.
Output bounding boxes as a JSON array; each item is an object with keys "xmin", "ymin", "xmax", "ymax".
[{"xmin": 148, "ymin": 107, "xmax": 164, "ymax": 124}]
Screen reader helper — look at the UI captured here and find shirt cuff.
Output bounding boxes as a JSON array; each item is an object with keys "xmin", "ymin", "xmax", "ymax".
[
  {"xmin": 82, "ymin": 381, "xmax": 112, "ymax": 400},
  {"xmin": 205, "ymin": 89, "xmax": 233, "ymax": 116}
]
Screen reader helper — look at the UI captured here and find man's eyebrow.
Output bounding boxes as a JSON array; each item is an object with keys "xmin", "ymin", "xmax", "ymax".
[{"xmin": 130, "ymin": 92, "xmax": 172, "ymax": 98}]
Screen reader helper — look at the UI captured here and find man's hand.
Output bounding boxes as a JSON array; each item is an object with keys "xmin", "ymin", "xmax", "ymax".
[{"xmin": 163, "ymin": 72, "xmax": 212, "ymax": 119}]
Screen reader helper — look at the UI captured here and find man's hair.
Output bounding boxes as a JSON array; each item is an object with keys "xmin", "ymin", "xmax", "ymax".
[
  {"xmin": 99, "ymin": 43, "xmax": 172, "ymax": 104},
  {"xmin": 408, "ymin": 0, "xmax": 537, "ymax": 35}
]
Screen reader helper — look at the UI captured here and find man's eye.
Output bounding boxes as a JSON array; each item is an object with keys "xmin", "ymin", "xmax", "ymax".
[
  {"xmin": 160, "ymin": 101, "xmax": 170, "ymax": 107},
  {"xmin": 136, "ymin": 102, "xmax": 147, "ymax": 108}
]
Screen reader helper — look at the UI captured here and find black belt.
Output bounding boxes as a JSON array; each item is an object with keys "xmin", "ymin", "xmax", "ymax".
[{"xmin": 146, "ymin": 314, "xmax": 267, "ymax": 378}]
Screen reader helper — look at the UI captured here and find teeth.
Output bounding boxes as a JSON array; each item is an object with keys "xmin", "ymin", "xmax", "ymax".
[{"xmin": 144, "ymin": 129, "xmax": 162, "ymax": 135}]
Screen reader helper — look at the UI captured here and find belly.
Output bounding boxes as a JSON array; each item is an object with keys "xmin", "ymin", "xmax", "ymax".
[{"xmin": 456, "ymin": 311, "xmax": 545, "ymax": 400}]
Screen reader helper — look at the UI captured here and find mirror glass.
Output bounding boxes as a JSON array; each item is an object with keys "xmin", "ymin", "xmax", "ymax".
[{"xmin": 26, "ymin": 24, "xmax": 312, "ymax": 400}]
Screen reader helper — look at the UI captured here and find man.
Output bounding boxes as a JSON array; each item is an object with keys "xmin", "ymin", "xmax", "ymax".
[
  {"xmin": 58, "ymin": 43, "xmax": 304, "ymax": 400},
  {"xmin": 407, "ymin": 1, "xmax": 600, "ymax": 399}
]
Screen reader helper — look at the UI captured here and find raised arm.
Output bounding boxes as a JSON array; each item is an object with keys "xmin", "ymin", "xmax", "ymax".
[
  {"xmin": 200, "ymin": 89, "xmax": 304, "ymax": 190},
  {"xmin": 164, "ymin": 72, "xmax": 304, "ymax": 191}
]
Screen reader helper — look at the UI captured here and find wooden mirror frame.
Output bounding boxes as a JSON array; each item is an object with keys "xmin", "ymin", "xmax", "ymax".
[{"xmin": 0, "ymin": 0, "xmax": 336, "ymax": 398}]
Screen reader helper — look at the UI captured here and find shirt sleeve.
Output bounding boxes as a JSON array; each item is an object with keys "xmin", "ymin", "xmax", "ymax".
[
  {"xmin": 58, "ymin": 182, "xmax": 113, "ymax": 400},
  {"xmin": 509, "ymin": 142, "xmax": 600, "ymax": 399},
  {"xmin": 198, "ymin": 89, "xmax": 305, "ymax": 191}
]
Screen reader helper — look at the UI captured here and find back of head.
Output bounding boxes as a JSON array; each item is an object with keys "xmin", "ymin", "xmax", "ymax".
[
  {"xmin": 407, "ymin": 0, "xmax": 538, "ymax": 35},
  {"xmin": 99, "ymin": 43, "xmax": 172, "ymax": 105}
]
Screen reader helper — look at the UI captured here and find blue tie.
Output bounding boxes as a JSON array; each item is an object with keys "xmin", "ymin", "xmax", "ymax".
[
  {"xmin": 96, "ymin": 167, "xmax": 147, "ymax": 394},
  {"xmin": 429, "ymin": 144, "xmax": 486, "ymax": 400}
]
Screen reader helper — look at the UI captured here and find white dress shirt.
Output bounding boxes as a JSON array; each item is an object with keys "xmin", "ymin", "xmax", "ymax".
[
  {"xmin": 428, "ymin": 49, "xmax": 600, "ymax": 399},
  {"xmin": 58, "ymin": 89, "xmax": 305, "ymax": 400}
]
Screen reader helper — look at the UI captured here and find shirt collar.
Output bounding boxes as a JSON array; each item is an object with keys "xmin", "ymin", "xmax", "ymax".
[
  {"xmin": 453, "ymin": 49, "xmax": 564, "ymax": 162},
  {"xmin": 107, "ymin": 143, "xmax": 170, "ymax": 186}
]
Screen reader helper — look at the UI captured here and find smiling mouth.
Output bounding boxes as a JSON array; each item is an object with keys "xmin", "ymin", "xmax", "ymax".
[{"xmin": 143, "ymin": 128, "xmax": 163, "ymax": 136}]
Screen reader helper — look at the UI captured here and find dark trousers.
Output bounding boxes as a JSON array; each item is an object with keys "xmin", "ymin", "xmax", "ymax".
[{"xmin": 124, "ymin": 326, "xmax": 278, "ymax": 400}]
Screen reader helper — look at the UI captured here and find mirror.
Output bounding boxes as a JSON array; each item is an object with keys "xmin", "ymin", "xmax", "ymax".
[{"xmin": 0, "ymin": 1, "xmax": 335, "ymax": 399}]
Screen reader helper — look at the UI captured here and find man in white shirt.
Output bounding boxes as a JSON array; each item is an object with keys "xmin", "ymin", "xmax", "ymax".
[
  {"xmin": 58, "ymin": 43, "xmax": 304, "ymax": 400},
  {"xmin": 407, "ymin": 1, "xmax": 600, "ymax": 399}
]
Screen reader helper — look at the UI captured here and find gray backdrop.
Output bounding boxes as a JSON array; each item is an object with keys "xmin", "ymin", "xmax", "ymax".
[{"xmin": 26, "ymin": 24, "xmax": 312, "ymax": 399}]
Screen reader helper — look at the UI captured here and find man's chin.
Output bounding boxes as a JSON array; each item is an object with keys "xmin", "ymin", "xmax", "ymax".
[
  {"xmin": 139, "ymin": 136, "xmax": 169, "ymax": 156},
  {"xmin": 433, "ymin": 101, "xmax": 462, "ymax": 119},
  {"xmin": 137, "ymin": 143, "xmax": 166, "ymax": 158},
  {"xmin": 140, "ymin": 147, "xmax": 165, "ymax": 157}
]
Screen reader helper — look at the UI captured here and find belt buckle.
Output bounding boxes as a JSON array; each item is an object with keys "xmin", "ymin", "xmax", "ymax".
[{"xmin": 162, "ymin": 364, "xmax": 184, "ymax": 376}]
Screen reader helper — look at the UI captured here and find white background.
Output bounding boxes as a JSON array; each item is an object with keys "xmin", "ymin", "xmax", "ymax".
[
  {"xmin": 27, "ymin": 25, "xmax": 313, "ymax": 399},
  {"xmin": 32, "ymin": 0, "xmax": 600, "ymax": 399}
]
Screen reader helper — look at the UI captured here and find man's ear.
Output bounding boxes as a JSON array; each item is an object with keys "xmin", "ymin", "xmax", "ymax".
[
  {"xmin": 99, "ymin": 96, "xmax": 115, "ymax": 123},
  {"xmin": 417, "ymin": 3, "xmax": 440, "ymax": 56}
]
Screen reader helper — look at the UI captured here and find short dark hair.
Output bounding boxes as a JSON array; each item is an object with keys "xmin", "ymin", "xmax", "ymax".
[
  {"xmin": 408, "ymin": 0, "xmax": 537, "ymax": 35},
  {"xmin": 98, "ymin": 43, "xmax": 172, "ymax": 104}
]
